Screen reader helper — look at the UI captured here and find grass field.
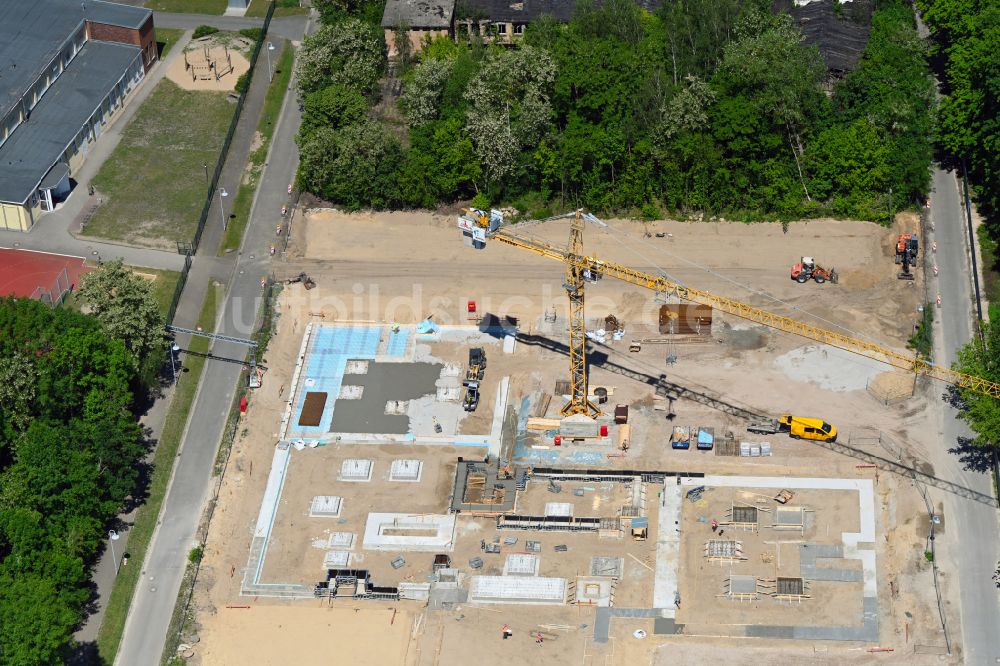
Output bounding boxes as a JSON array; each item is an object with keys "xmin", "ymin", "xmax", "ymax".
[
  {"xmin": 84, "ymin": 80, "xmax": 234, "ymax": 250},
  {"xmin": 96, "ymin": 280, "xmax": 222, "ymax": 664},
  {"xmin": 156, "ymin": 28, "xmax": 185, "ymax": 59},
  {"xmin": 219, "ymin": 41, "xmax": 295, "ymax": 254},
  {"xmin": 146, "ymin": 0, "xmax": 227, "ymax": 14},
  {"xmin": 246, "ymin": 0, "xmax": 308, "ymax": 16}
]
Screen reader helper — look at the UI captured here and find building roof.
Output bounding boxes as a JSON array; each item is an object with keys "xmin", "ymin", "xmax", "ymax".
[
  {"xmin": 0, "ymin": 0, "xmax": 152, "ymax": 122},
  {"xmin": 776, "ymin": 0, "xmax": 872, "ymax": 73},
  {"xmin": 381, "ymin": 0, "xmax": 455, "ymax": 28},
  {"xmin": 457, "ymin": 0, "xmax": 575, "ymax": 23},
  {"xmin": 0, "ymin": 40, "xmax": 141, "ymax": 204}
]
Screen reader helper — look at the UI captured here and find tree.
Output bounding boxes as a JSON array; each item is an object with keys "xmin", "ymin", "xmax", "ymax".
[
  {"xmin": 295, "ymin": 19, "xmax": 385, "ymax": 96},
  {"xmin": 656, "ymin": 75, "xmax": 716, "ymax": 142},
  {"xmin": 76, "ymin": 258, "xmax": 165, "ymax": 383},
  {"xmin": 400, "ymin": 58, "xmax": 453, "ymax": 127},
  {"xmin": 464, "ymin": 46, "xmax": 556, "ymax": 187},
  {"xmin": 0, "ymin": 352, "xmax": 36, "ymax": 435},
  {"xmin": 398, "ymin": 116, "xmax": 481, "ymax": 206},
  {"xmin": 953, "ymin": 319, "xmax": 1000, "ymax": 452},
  {"xmin": 806, "ymin": 120, "xmax": 892, "ymax": 219},
  {"xmin": 300, "ymin": 84, "xmax": 369, "ymax": 139},
  {"xmin": 834, "ymin": 1, "xmax": 934, "ymax": 204},
  {"xmin": 297, "ymin": 122, "xmax": 403, "ymax": 208},
  {"xmin": 718, "ymin": 8, "xmax": 829, "ymax": 201}
]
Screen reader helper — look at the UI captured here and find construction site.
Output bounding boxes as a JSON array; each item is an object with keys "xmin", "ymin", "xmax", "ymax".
[{"xmin": 183, "ymin": 208, "xmax": 974, "ymax": 665}]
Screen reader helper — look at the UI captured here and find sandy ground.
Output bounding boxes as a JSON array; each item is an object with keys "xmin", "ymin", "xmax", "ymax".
[
  {"xmin": 184, "ymin": 210, "xmax": 963, "ymax": 665},
  {"xmin": 284, "ymin": 210, "xmax": 924, "ymax": 348},
  {"xmin": 168, "ymin": 36, "xmax": 250, "ymax": 92},
  {"xmin": 197, "ymin": 605, "xmax": 414, "ymax": 665}
]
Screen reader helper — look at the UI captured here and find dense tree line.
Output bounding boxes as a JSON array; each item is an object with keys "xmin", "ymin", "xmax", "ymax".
[
  {"xmin": 0, "ymin": 262, "xmax": 164, "ymax": 664},
  {"xmin": 916, "ymin": 0, "xmax": 1000, "ymax": 229},
  {"xmin": 296, "ymin": 0, "xmax": 933, "ymax": 222}
]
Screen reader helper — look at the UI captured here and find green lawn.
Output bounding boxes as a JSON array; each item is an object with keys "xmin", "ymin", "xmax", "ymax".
[
  {"xmin": 84, "ymin": 79, "xmax": 234, "ymax": 250},
  {"xmin": 156, "ymin": 28, "xmax": 185, "ymax": 58},
  {"xmin": 145, "ymin": 0, "xmax": 227, "ymax": 14},
  {"xmin": 220, "ymin": 41, "xmax": 295, "ymax": 254},
  {"xmin": 246, "ymin": 0, "xmax": 308, "ymax": 16},
  {"xmin": 141, "ymin": 267, "xmax": 183, "ymax": 317},
  {"xmin": 96, "ymin": 280, "xmax": 222, "ymax": 664}
]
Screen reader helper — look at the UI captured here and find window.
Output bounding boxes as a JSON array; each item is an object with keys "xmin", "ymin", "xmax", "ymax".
[
  {"xmin": 804, "ymin": 427, "xmax": 815, "ymax": 434},
  {"xmin": 821, "ymin": 422, "xmax": 832, "ymax": 433},
  {"xmin": 497, "ymin": 23, "xmax": 507, "ymax": 34},
  {"xmin": 513, "ymin": 23, "xmax": 525, "ymax": 35}
]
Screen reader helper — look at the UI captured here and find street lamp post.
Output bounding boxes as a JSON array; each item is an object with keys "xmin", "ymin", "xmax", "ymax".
[
  {"xmin": 170, "ymin": 342, "xmax": 180, "ymax": 383},
  {"xmin": 109, "ymin": 530, "xmax": 121, "ymax": 575},
  {"xmin": 203, "ymin": 162, "xmax": 209, "ymax": 183},
  {"xmin": 219, "ymin": 187, "xmax": 229, "ymax": 230},
  {"xmin": 266, "ymin": 42, "xmax": 275, "ymax": 83}
]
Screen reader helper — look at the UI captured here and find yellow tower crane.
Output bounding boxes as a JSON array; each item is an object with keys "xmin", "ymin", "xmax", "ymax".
[{"xmin": 457, "ymin": 208, "xmax": 1000, "ymax": 417}]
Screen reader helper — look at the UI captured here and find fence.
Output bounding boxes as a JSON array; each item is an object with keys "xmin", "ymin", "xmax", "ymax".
[
  {"xmin": 31, "ymin": 267, "xmax": 71, "ymax": 307},
  {"xmin": 190, "ymin": 0, "xmax": 276, "ymax": 255},
  {"xmin": 164, "ymin": 255, "xmax": 193, "ymax": 325}
]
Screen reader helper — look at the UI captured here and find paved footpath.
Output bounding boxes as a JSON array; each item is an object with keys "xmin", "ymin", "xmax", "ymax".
[{"xmin": 114, "ymin": 17, "xmax": 308, "ymax": 665}]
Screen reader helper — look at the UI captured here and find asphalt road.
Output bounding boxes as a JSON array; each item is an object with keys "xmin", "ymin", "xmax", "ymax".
[
  {"xmin": 926, "ymin": 167, "xmax": 1000, "ymax": 662},
  {"xmin": 153, "ymin": 11, "xmax": 308, "ymax": 41},
  {"xmin": 113, "ymin": 44, "xmax": 305, "ymax": 666}
]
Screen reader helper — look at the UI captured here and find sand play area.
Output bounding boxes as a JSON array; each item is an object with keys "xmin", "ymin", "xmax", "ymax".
[{"xmin": 167, "ymin": 35, "xmax": 251, "ymax": 92}]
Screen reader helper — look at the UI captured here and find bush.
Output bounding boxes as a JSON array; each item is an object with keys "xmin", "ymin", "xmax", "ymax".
[
  {"xmin": 193, "ymin": 25, "xmax": 219, "ymax": 40},
  {"xmin": 240, "ymin": 27, "xmax": 263, "ymax": 41},
  {"xmin": 641, "ymin": 203, "xmax": 660, "ymax": 221},
  {"xmin": 235, "ymin": 73, "xmax": 250, "ymax": 94},
  {"xmin": 188, "ymin": 545, "xmax": 204, "ymax": 564},
  {"xmin": 471, "ymin": 192, "xmax": 490, "ymax": 210}
]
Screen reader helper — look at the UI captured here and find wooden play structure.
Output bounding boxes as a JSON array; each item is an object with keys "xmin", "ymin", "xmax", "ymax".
[{"xmin": 184, "ymin": 42, "xmax": 235, "ymax": 82}]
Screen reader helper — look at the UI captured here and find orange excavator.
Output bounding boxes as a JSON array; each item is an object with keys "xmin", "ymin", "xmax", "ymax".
[
  {"xmin": 790, "ymin": 257, "xmax": 838, "ymax": 284},
  {"xmin": 895, "ymin": 234, "xmax": 919, "ymax": 281}
]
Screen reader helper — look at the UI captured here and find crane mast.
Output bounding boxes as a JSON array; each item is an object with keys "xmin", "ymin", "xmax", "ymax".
[{"xmin": 458, "ymin": 208, "xmax": 1000, "ymax": 414}]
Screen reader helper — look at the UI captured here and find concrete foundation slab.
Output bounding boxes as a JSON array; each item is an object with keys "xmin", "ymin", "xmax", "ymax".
[
  {"xmin": 339, "ymin": 459, "xmax": 373, "ymax": 482},
  {"xmin": 362, "ymin": 513, "xmax": 457, "ymax": 552},
  {"xmin": 503, "ymin": 554, "xmax": 539, "ymax": 576},
  {"xmin": 469, "ymin": 576, "xmax": 566, "ymax": 605},
  {"xmin": 309, "ymin": 495, "xmax": 342, "ymax": 517},
  {"xmin": 390, "ymin": 459, "xmax": 423, "ymax": 482}
]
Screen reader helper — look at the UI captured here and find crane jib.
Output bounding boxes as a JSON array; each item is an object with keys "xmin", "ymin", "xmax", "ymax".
[{"xmin": 480, "ymin": 216, "xmax": 1000, "ymax": 400}]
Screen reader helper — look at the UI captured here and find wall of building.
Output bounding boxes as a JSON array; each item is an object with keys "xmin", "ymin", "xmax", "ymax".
[
  {"xmin": 384, "ymin": 27, "xmax": 449, "ymax": 57},
  {"xmin": 0, "ymin": 201, "xmax": 30, "ymax": 232},
  {"xmin": 138, "ymin": 16, "xmax": 158, "ymax": 71}
]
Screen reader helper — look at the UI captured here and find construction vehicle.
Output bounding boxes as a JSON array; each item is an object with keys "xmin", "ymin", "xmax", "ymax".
[
  {"xmin": 463, "ymin": 382, "xmax": 480, "ymax": 411},
  {"xmin": 895, "ymin": 234, "xmax": 919, "ymax": 281},
  {"xmin": 467, "ymin": 347, "xmax": 486, "ymax": 381},
  {"xmin": 456, "ymin": 209, "xmax": 1000, "ymax": 413},
  {"xmin": 790, "ymin": 257, "xmax": 838, "ymax": 284},
  {"xmin": 461, "ymin": 347, "xmax": 486, "ymax": 411},
  {"xmin": 285, "ymin": 272, "xmax": 316, "ymax": 289},
  {"xmin": 747, "ymin": 415, "xmax": 837, "ymax": 442}
]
